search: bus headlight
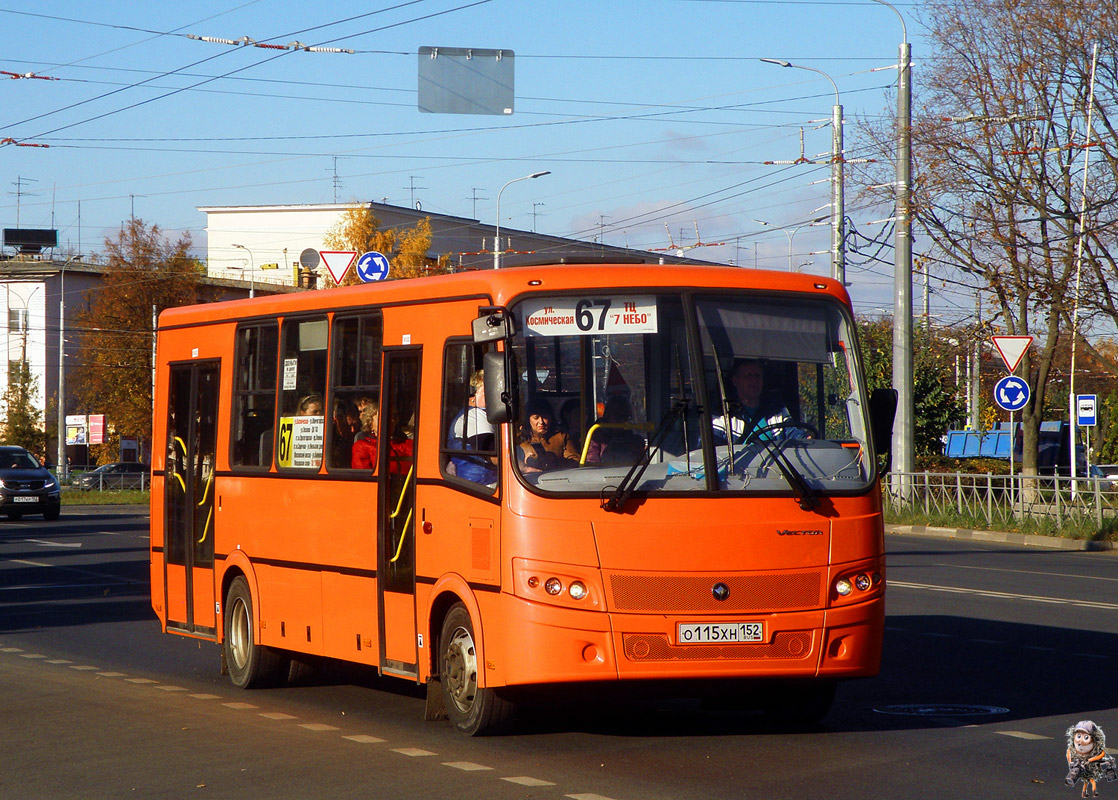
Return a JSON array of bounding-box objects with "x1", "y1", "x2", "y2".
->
[
  {"x1": 835, "y1": 578, "x2": 853, "y2": 596},
  {"x1": 513, "y1": 558, "x2": 603, "y2": 610}
]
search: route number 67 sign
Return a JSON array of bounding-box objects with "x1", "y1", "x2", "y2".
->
[{"x1": 521, "y1": 295, "x2": 658, "y2": 337}]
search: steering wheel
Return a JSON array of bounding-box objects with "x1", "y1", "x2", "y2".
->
[{"x1": 743, "y1": 420, "x2": 819, "y2": 446}]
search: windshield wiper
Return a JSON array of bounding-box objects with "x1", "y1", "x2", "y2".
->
[
  {"x1": 746, "y1": 427, "x2": 819, "y2": 511},
  {"x1": 601, "y1": 398, "x2": 689, "y2": 513}
]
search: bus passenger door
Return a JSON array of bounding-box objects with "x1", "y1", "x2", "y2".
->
[
  {"x1": 163, "y1": 361, "x2": 220, "y2": 637},
  {"x1": 378, "y1": 349, "x2": 420, "y2": 678}
]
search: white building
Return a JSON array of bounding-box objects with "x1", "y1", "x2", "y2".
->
[{"x1": 199, "y1": 202, "x2": 707, "y2": 286}]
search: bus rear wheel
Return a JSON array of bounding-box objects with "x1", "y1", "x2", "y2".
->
[
  {"x1": 223, "y1": 576, "x2": 285, "y2": 689},
  {"x1": 439, "y1": 603, "x2": 514, "y2": 735}
]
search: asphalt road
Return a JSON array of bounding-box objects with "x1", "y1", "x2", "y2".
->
[{"x1": 1, "y1": 507, "x2": 1115, "y2": 799}]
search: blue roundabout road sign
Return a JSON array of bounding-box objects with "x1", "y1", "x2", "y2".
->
[{"x1": 994, "y1": 375, "x2": 1030, "y2": 412}]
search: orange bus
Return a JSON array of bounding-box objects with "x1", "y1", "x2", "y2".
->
[{"x1": 150, "y1": 263, "x2": 896, "y2": 734}]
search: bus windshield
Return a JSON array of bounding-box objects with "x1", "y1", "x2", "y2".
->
[{"x1": 509, "y1": 291, "x2": 872, "y2": 497}]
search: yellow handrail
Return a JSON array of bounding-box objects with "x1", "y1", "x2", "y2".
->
[
  {"x1": 389, "y1": 508, "x2": 413, "y2": 563},
  {"x1": 579, "y1": 422, "x2": 654, "y2": 465},
  {"x1": 389, "y1": 465, "x2": 414, "y2": 519}
]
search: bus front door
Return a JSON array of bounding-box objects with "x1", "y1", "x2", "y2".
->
[
  {"x1": 163, "y1": 361, "x2": 220, "y2": 637},
  {"x1": 378, "y1": 349, "x2": 420, "y2": 679}
]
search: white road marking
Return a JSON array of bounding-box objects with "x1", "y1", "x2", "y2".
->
[
  {"x1": 890, "y1": 580, "x2": 1118, "y2": 610},
  {"x1": 932, "y1": 562, "x2": 1118, "y2": 583},
  {"x1": 125, "y1": 678, "x2": 157, "y2": 684},
  {"x1": 343, "y1": 735, "x2": 386, "y2": 744},
  {"x1": 69, "y1": 665, "x2": 99, "y2": 671},
  {"x1": 96, "y1": 672, "x2": 126, "y2": 677},
  {"x1": 22, "y1": 539, "x2": 82, "y2": 548},
  {"x1": 504, "y1": 777, "x2": 558, "y2": 787},
  {"x1": 444, "y1": 762, "x2": 493, "y2": 771},
  {"x1": 260, "y1": 712, "x2": 298, "y2": 720},
  {"x1": 997, "y1": 731, "x2": 1052, "y2": 740},
  {"x1": 155, "y1": 685, "x2": 187, "y2": 692},
  {"x1": 299, "y1": 723, "x2": 340, "y2": 732},
  {"x1": 392, "y1": 748, "x2": 436, "y2": 757},
  {"x1": 189, "y1": 693, "x2": 220, "y2": 700},
  {"x1": 222, "y1": 702, "x2": 258, "y2": 710},
  {"x1": 9, "y1": 560, "x2": 48, "y2": 567}
]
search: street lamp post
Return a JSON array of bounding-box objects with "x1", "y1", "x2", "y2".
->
[
  {"x1": 753, "y1": 218, "x2": 824, "y2": 270},
  {"x1": 57, "y1": 254, "x2": 82, "y2": 482},
  {"x1": 231, "y1": 243, "x2": 255, "y2": 298},
  {"x1": 494, "y1": 171, "x2": 550, "y2": 269},
  {"x1": 761, "y1": 59, "x2": 845, "y2": 286}
]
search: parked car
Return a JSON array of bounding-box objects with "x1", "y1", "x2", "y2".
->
[
  {"x1": 73, "y1": 462, "x2": 149, "y2": 491},
  {"x1": 0, "y1": 445, "x2": 61, "y2": 520}
]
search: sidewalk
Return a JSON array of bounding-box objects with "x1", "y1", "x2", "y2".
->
[{"x1": 885, "y1": 523, "x2": 1117, "y2": 552}]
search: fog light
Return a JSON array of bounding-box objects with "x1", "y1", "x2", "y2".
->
[
  {"x1": 527, "y1": 576, "x2": 539, "y2": 589},
  {"x1": 544, "y1": 577, "x2": 563, "y2": 596},
  {"x1": 835, "y1": 578, "x2": 853, "y2": 596},
  {"x1": 568, "y1": 581, "x2": 587, "y2": 600},
  {"x1": 854, "y1": 573, "x2": 872, "y2": 591}
]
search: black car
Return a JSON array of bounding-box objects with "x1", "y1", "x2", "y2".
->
[
  {"x1": 0, "y1": 446, "x2": 61, "y2": 521},
  {"x1": 73, "y1": 462, "x2": 149, "y2": 491}
]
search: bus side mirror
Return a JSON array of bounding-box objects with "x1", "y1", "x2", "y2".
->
[
  {"x1": 869, "y1": 388, "x2": 898, "y2": 471},
  {"x1": 472, "y1": 306, "x2": 514, "y2": 343},
  {"x1": 483, "y1": 350, "x2": 514, "y2": 426}
]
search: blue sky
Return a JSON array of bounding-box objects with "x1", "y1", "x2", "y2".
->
[{"x1": 1, "y1": 0, "x2": 930, "y2": 316}]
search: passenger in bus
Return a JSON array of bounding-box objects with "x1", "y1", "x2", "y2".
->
[
  {"x1": 330, "y1": 399, "x2": 358, "y2": 468},
  {"x1": 351, "y1": 402, "x2": 379, "y2": 470},
  {"x1": 712, "y1": 359, "x2": 797, "y2": 443},
  {"x1": 559, "y1": 397, "x2": 583, "y2": 449},
  {"x1": 448, "y1": 369, "x2": 498, "y2": 485},
  {"x1": 298, "y1": 394, "x2": 325, "y2": 417},
  {"x1": 585, "y1": 395, "x2": 645, "y2": 465},
  {"x1": 517, "y1": 398, "x2": 579, "y2": 472}
]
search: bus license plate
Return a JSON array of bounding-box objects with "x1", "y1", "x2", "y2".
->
[
  {"x1": 13, "y1": 496, "x2": 37, "y2": 503},
  {"x1": 677, "y1": 621, "x2": 764, "y2": 644}
]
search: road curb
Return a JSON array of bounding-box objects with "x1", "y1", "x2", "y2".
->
[{"x1": 885, "y1": 523, "x2": 1117, "y2": 552}]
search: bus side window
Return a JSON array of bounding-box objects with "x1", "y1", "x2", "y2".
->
[
  {"x1": 328, "y1": 312, "x2": 383, "y2": 471},
  {"x1": 277, "y1": 316, "x2": 329, "y2": 470},
  {"x1": 231, "y1": 322, "x2": 278, "y2": 468},
  {"x1": 441, "y1": 341, "x2": 497, "y2": 491}
]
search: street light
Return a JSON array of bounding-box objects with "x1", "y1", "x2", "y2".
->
[
  {"x1": 231, "y1": 243, "x2": 255, "y2": 298},
  {"x1": 760, "y1": 58, "x2": 845, "y2": 286},
  {"x1": 753, "y1": 217, "x2": 826, "y2": 270},
  {"x1": 494, "y1": 171, "x2": 550, "y2": 269},
  {"x1": 57, "y1": 254, "x2": 82, "y2": 482}
]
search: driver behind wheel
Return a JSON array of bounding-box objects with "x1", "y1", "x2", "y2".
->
[{"x1": 712, "y1": 358, "x2": 803, "y2": 443}]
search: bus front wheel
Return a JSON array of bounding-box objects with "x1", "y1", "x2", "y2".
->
[
  {"x1": 223, "y1": 576, "x2": 285, "y2": 689},
  {"x1": 439, "y1": 603, "x2": 514, "y2": 735}
]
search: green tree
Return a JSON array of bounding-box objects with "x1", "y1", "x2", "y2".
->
[
  {"x1": 860, "y1": 319, "x2": 967, "y2": 460},
  {"x1": 1, "y1": 358, "x2": 46, "y2": 456},
  {"x1": 72, "y1": 218, "x2": 203, "y2": 464}
]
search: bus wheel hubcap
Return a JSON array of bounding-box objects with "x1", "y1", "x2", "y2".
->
[{"x1": 444, "y1": 626, "x2": 477, "y2": 712}]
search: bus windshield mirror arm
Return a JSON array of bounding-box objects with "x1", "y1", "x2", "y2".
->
[{"x1": 602, "y1": 397, "x2": 689, "y2": 513}]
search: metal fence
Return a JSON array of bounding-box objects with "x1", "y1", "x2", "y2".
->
[{"x1": 884, "y1": 471, "x2": 1116, "y2": 530}]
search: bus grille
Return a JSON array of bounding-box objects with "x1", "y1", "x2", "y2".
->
[
  {"x1": 622, "y1": 631, "x2": 813, "y2": 662},
  {"x1": 607, "y1": 571, "x2": 822, "y2": 613}
]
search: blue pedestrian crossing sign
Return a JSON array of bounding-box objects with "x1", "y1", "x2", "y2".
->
[
  {"x1": 356, "y1": 251, "x2": 390, "y2": 282},
  {"x1": 994, "y1": 375, "x2": 1030, "y2": 412}
]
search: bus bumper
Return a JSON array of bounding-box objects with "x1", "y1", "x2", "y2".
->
[{"x1": 494, "y1": 594, "x2": 883, "y2": 687}]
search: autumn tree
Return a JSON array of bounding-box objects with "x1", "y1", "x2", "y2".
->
[
  {"x1": 857, "y1": 0, "x2": 1118, "y2": 477},
  {"x1": 71, "y1": 219, "x2": 203, "y2": 463},
  {"x1": 322, "y1": 205, "x2": 449, "y2": 285}
]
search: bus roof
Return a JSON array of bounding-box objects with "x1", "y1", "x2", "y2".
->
[{"x1": 158, "y1": 263, "x2": 850, "y2": 329}]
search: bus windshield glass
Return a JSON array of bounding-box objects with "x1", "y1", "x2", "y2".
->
[{"x1": 509, "y1": 291, "x2": 871, "y2": 496}]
